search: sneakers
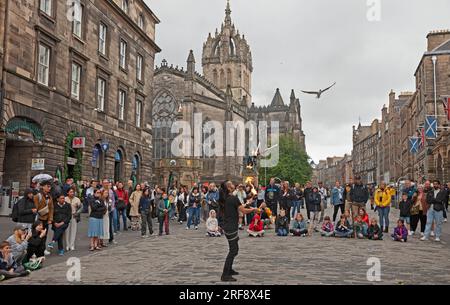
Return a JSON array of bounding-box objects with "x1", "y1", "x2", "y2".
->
[
  {"x1": 445, "y1": 219, "x2": 448, "y2": 223},
  {"x1": 230, "y1": 270, "x2": 239, "y2": 276},
  {"x1": 435, "y1": 238, "x2": 441, "y2": 242},
  {"x1": 408, "y1": 231, "x2": 413, "y2": 236},
  {"x1": 110, "y1": 240, "x2": 118, "y2": 245},
  {"x1": 47, "y1": 241, "x2": 55, "y2": 249},
  {"x1": 0, "y1": 274, "x2": 5, "y2": 281},
  {"x1": 141, "y1": 235, "x2": 147, "y2": 238},
  {"x1": 431, "y1": 231, "x2": 435, "y2": 237},
  {"x1": 221, "y1": 275, "x2": 237, "y2": 282},
  {"x1": 195, "y1": 226, "x2": 199, "y2": 230},
  {"x1": 58, "y1": 250, "x2": 64, "y2": 256},
  {"x1": 186, "y1": 227, "x2": 190, "y2": 230},
  {"x1": 44, "y1": 250, "x2": 51, "y2": 256},
  {"x1": 420, "y1": 232, "x2": 425, "y2": 237},
  {"x1": 420, "y1": 236, "x2": 428, "y2": 241}
]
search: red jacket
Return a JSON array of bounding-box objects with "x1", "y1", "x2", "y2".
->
[
  {"x1": 362, "y1": 214, "x2": 370, "y2": 226},
  {"x1": 249, "y1": 214, "x2": 263, "y2": 232},
  {"x1": 116, "y1": 189, "x2": 129, "y2": 204}
]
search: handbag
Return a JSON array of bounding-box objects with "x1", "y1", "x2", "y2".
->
[
  {"x1": 116, "y1": 199, "x2": 126, "y2": 211},
  {"x1": 74, "y1": 213, "x2": 81, "y2": 223},
  {"x1": 38, "y1": 205, "x2": 49, "y2": 216}
]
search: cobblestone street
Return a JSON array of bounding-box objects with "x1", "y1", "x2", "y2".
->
[{"x1": 2, "y1": 206, "x2": 450, "y2": 285}]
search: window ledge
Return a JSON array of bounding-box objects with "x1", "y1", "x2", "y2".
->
[
  {"x1": 73, "y1": 34, "x2": 85, "y2": 45},
  {"x1": 98, "y1": 52, "x2": 109, "y2": 61},
  {"x1": 38, "y1": 11, "x2": 56, "y2": 24}
]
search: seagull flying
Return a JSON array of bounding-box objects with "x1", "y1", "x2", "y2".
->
[{"x1": 301, "y1": 82, "x2": 336, "y2": 99}]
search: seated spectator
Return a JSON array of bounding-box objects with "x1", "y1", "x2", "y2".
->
[
  {"x1": 26, "y1": 221, "x2": 47, "y2": 261},
  {"x1": 206, "y1": 210, "x2": 221, "y2": 237},
  {"x1": 358, "y1": 207, "x2": 370, "y2": 226},
  {"x1": 392, "y1": 219, "x2": 408, "y2": 242},
  {"x1": 368, "y1": 218, "x2": 383, "y2": 240},
  {"x1": 6, "y1": 224, "x2": 31, "y2": 266},
  {"x1": 354, "y1": 215, "x2": 368, "y2": 239},
  {"x1": 290, "y1": 213, "x2": 308, "y2": 236},
  {"x1": 0, "y1": 241, "x2": 30, "y2": 281},
  {"x1": 259, "y1": 205, "x2": 272, "y2": 230},
  {"x1": 320, "y1": 216, "x2": 334, "y2": 237},
  {"x1": 334, "y1": 215, "x2": 353, "y2": 238},
  {"x1": 247, "y1": 214, "x2": 264, "y2": 237},
  {"x1": 275, "y1": 209, "x2": 289, "y2": 236}
]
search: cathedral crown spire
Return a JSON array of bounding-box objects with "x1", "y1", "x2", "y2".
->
[{"x1": 225, "y1": 0, "x2": 232, "y2": 26}]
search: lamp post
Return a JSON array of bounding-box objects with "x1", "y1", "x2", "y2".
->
[
  {"x1": 167, "y1": 159, "x2": 176, "y2": 191},
  {"x1": 432, "y1": 56, "x2": 438, "y2": 118}
]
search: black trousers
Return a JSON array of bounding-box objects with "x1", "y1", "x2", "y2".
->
[
  {"x1": 222, "y1": 230, "x2": 239, "y2": 277},
  {"x1": 306, "y1": 203, "x2": 311, "y2": 220},
  {"x1": 411, "y1": 210, "x2": 427, "y2": 233},
  {"x1": 333, "y1": 204, "x2": 345, "y2": 222}
]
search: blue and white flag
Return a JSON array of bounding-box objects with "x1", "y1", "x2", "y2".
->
[
  {"x1": 425, "y1": 116, "x2": 437, "y2": 139},
  {"x1": 409, "y1": 137, "x2": 419, "y2": 154}
]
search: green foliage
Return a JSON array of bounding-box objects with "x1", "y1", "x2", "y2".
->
[
  {"x1": 64, "y1": 131, "x2": 83, "y2": 183},
  {"x1": 260, "y1": 135, "x2": 312, "y2": 186}
]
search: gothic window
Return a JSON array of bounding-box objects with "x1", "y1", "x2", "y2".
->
[
  {"x1": 219, "y1": 70, "x2": 225, "y2": 88},
  {"x1": 213, "y1": 69, "x2": 218, "y2": 86},
  {"x1": 152, "y1": 92, "x2": 178, "y2": 160},
  {"x1": 229, "y1": 38, "x2": 235, "y2": 56},
  {"x1": 227, "y1": 69, "x2": 232, "y2": 86}
]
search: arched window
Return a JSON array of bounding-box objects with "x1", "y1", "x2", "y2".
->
[
  {"x1": 213, "y1": 69, "x2": 218, "y2": 86},
  {"x1": 229, "y1": 38, "x2": 235, "y2": 56},
  {"x1": 92, "y1": 144, "x2": 104, "y2": 181},
  {"x1": 114, "y1": 149, "x2": 124, "y2": 182},
  {"x1": 131, "y1": 154, "x2": 140, "y2": 184},
  {"x1": 152, "y1": 92, "x2": 178, "y2": 160},
  {"x1": 219, "y1": 70, "x2": 225, "y2": 88},
  {"x1": 227, "y1": 69, "x2": 232, "y2": 86}
]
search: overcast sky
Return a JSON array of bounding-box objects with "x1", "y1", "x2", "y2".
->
[{"x1": 145, "y1": 0, "x2": 450, "y2": 163}]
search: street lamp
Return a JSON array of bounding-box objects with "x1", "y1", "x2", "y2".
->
[
  {"x1": 167, "y1": 159, "x2": 177, "y2": 191},
  {"x1": 431, "y1": 55, "x2": 438, "y2": 118}
]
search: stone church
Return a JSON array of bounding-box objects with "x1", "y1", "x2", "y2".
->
[{"x1": 152, "y1": 1, "x2": 305, "y2": 186}]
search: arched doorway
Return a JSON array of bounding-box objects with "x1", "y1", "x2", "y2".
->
[
  {"x1": 92, "y1": 144, "x2": 104, "y2": 181},
  {"x1": 4, "y1": 117, "x2": 44, "y2": 192},
  {"x1": 114, "y1": 149, "x2": 124, "y2": 183},
  {"x1": 64, "y1": 131, "x2": 83, "y2": 183}
]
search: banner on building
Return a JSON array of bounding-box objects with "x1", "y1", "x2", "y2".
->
[
  {"x1": 31, "y1": 159, "x2": 45, "y2": 170},
  {"x1": 409, "y1": 137, "x2": 419, "y2": 154},
  {"x1": 72, "y1": 137, "x2": 86, "y2": 148},
  {"x1": 444, "y1": 97, "x2": 450, "y2": 120},
  {"x1": 424, "y1": 116, "x2": 437, "y2": 139}
]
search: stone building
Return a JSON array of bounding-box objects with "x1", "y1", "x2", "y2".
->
[
  {"x1": 352, "y1": 119, "x2": 380, "y2": 185},
  {"x1": 378, "y1": 91, "x2": 413, "y2": 184},
  {"x1": 400, "y1": 30, "x2": 450, "y2": 183},
  {"x1": 0, "y1": 0, "x2": 160, "y2": 193},
  {"x1": 151, "y1": 2, "x2": 305, "y2": 186}
]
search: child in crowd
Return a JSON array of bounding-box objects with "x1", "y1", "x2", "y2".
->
[
  {"x1": 247, "y1": 214, "x2": 265, "y2": 237},
  {"x1": 290, "y1": 213, "x2": 308, "y2": 236},
  {"x1": 320, "y1": 216, "x2": 334, "y2": 237},
  {"x1": 334, "y1": 215, "x2": 353, "y2": 238},
  {"x1": 368, "y1": 218, "x2": 383, "y2": 240},
  {"x1": 392, "y1": 219, "x2": 408, "y2": 242},
  {"x1": 354, "y1": 215, "x2": 368, "y2": 239},
  {"x1": 398, "y1": 192, "x2": 413, "y2": 235},
  {"x1": 260, "y1": 206, "x2": 272, "y2": 230},
  {"x1": 275, "y1": 209, "x2": 289, "y2": 236},
  {"x1": 206, "y1": 210, "x2": 221, "y2": 237},
  {"x1": 158, "y1": 192, "x2": 170, "y2": 236},
  {"x1": 358, "y1": 207, "x2": 370, "y2": 226}
]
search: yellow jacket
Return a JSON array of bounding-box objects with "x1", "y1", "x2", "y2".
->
[{"x1": 374, "y1": 188, "x2": 391, "y2": 207}]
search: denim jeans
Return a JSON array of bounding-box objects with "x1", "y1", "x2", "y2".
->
[
  {"x1": 109, "y1": 211, "x2": 114, "y2": 242},
  {"x1": 52, "y1": 223, "x2": 69, "y2": 251},
  {"x1": 424, "y1": 208, "x2": 444, "y2": 239},
  {"x1": 377, "y1": 206, "x2": 390, "y2": 229},
  {"x1": 291, "y1": 200, "x2": 300, "y2": 218},
  {"x1": 169, "y1": 202, "x2": 176, "y2": 219},
  {"x1": 112, "y1": 209, "x2": 118, "y2": 233},
  {"x1": 117, "y1": 208, "x2": 127, "y2": 231},
  {"x1": 141, "y1": 209, "x2": 153, "y2": 236},
  {"x1": 277, "y1": 228, "x2": 288, "y2": 236},
  {"x1": 194, "y1": 206, "x2": 201, "y2": 226},
  {"x1": 187, "y1": 207, "x2": 195, "y2": 228}
]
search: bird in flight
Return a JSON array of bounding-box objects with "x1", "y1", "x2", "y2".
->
[{"x1": 301, "y1": 82, "x2": 336, "y2": 99}]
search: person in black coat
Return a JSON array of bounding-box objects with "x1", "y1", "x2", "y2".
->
[
  {"x1": 17, "y1": 189, "x2": 37, "y2": 226},
  {"x1": 48, "y1": 195, "x2": 72, "y2": 254},
  {"x1": 303, "y1": 182, "x2": 313, "y2": 221},
  {"x1": 26, "y1": 221, "x2": 47, "y2": 261},
  {"x1": 308, "y1": 187, "x2": 322, "y2": 232}
]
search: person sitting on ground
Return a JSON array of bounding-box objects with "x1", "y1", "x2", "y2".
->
[
  {"x1": 275, "y1": 209, "x2": 289, "y2": 236},
  {"x1": 398, "y1": 192, "x2": 413, "y2": 236},
  {"x1": 290, "y1": 213, "x2": 308, "y2": 236},
  {"x1": 392, "y1": 219, "x2": 408, "y2": 242},
  {"x1": 320, "y1": 216, "x2": 335, "y2": 237},
  {"x1": 6, "y1": 225, "x2": 31, "y2": 266},
  {"x1": 353, "y1": 215, "x2": 368, "y2": 239},
  {"x1": 206, "y1": 210, "x2": 221, "y2": 237},
  {"x1": 334, "y1": 215, "x2": 354, "y2": 238},
  {"x1": 247, "y1": 214, "x2": 264, "y2": 237},
  {"x1": 367, "y1": 218, "x2": 383, "y2": 240},
  {"x1": 358, "y1": 207, "x2": 370, "y2": 226},
  {"x1": 0, "y1": 241, "x2": 30, "y2": 281},
  {"x1": 26, "y1": 221, "x2": 47, "y2": 262},
  {"x1": 259, "y1": 204, "x2": 272, "y2": 230}
]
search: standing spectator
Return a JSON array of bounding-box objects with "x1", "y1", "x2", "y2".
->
[
  {"x1": 62, "y1": 178, "x2": 74, "y2": 197},
  {"x1": 34, "y1": 180, "x2": 54, "y2": 231},
  {"x1": 410, "y1": 188, "x2": 427, "y2": 237},
  {"x1": 398, "y1": 192, "x2": 413, "y2": 235},
  {"x1": 6, "y1": 225, "x2": 31, "y2": 265},
  {"x1": 303, "y1": 181, "x2": 313, "y2": 222},
  {"x1": 88, "y1": 189, "x2": 105, "y2": 251},
  {"x1": 403, "y1": 180, "x2": 417, "y2": 201},
  {"x1": 115, "y1": 182, "x2": 129, "y2": 231},
  {"x1": 374, "y1": 182, "x2": 391, "y2": 233},
  {"x1": 291, "y1": 183, "x2": 303, "y2": 218},
  {"x1": 280, "y1": 181, "x2": 294, "y2": 222},
  {"x1": 51, "y1": 178, "x2": 63, "y2": 202},
  {"x1": 206, "y1": 183, "x2": 220, "y2": 214},
  {"x1": 421, "y1": 180, "x2": 446, "y2": 242},
  {"x1": 187, "y1": 187, "x2": 201, "y2": 230},
  {"x1": 317, "y1": 182, "x2": 328, "y2": 222},
  {"x1": 16, "y1": 189, "x2": 37, "y2": 230},
  {"x1": 99, "y1": 189, "x2": 112, "y2": 247},
  {"x1": 139, "y1": 188, "x2": 153, "y2": 237},
  {"x1": 158, "y1": 192, "x2": 170, "y2": 236},
  {"x1": 369, "y1": 185, "x2": 375, "y2": 210},
  {"x1": 26, "y1": 221, "x2": 47, "y2": 261},
  {"x1": 64, "y1": 188, "x2": 82, "y2": 251},
  {"x1": 127, "y1": 179, "x2": 134, "y2": 196},
  {"x1": 200, "y1": 186, "x2": 209, "y2": 222},
  {"x1": 349, "y1": 176, "x2": 369, "y2": 223},
  {"x1": 342, "y1": 179, "x2": 353, "y2": 213},
  {"x1": 177, "y1": 186, "x2": 188, "y2": 224},
  {"x1": 443, "y1": 182, "x2": 449, "y2": 222},
  {"x1": 47, "y1": 195, "x2": 71, "y2": 256},
  {"x1": 331, "y1": 181, "x2": 344, "y2": 222},
  {"x1": 265, "y1": 178, "x2": 280, "y2": 219},
  {"x1": 308, "y1": 187, "x2": 322, "y2": 233},
  {"x1": 129, "y1": 184, "x2": 143, "y2": 231},
  {"x1": 84, "y1": 180, "x2": 98, "y2": 213}
]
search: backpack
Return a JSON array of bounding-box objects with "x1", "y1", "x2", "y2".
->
[{"x1": 11, "y1": 201, "x2": 19, "y2": 222}]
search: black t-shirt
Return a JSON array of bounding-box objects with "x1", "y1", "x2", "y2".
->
[{"x1": 223, "y1": 195, "x2": 241, "y2": 232}]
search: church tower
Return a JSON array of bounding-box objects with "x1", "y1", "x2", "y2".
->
[{"x1": 202, "y1": 0, "x2": 253, "y2": 107}]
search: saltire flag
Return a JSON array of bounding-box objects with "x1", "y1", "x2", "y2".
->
[
  {"x1": 425, "y1": 116, "x2": 437, "y2": 139},
  {"x1": 409, "y1": 137, "x2": 419, "y2": 154}
]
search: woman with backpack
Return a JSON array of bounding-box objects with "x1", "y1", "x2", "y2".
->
[{"x1": 14, "y1": 189, "x2": 37, "y2": 230}]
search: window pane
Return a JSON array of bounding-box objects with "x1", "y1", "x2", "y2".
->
[
  {"x1": 137, "y1": 55, "x2": 142, "y2": 81},
  {"x1": 99, "y1": 23, "x2": 106, "y2": 54},
  {"x1": 40, "y1": 0, "x2": 52, "y2": 15},
  {"x1": 38, "y1": 44, "x2": 50, "y2": 86},
  {"x1": 136, "y1": 100, "x2": 141, "y2": 127},
  {"x1": 119, "y1": 90, "x2": 125, "y2": 120},
  {"x1": 97, "y1": 78, "x2": 105, "y2": 111},
  {"x1": 71, "y1": 63, "x2": 81, "y2": 99},
  {"x1": 120, "y1": 41, "x2": 127, "y2": 69},
  {"x1": 73, "y1": 5, "x2": 83, "y2": 37},
  {"x1": 138, "y1": 15, "x2": 144, "y2": 29}
]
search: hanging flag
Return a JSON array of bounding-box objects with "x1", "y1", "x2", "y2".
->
[
  {"x1": 425, "y1": 116, "x2": 437, "y2": 139},
  {"x1": 409, "y1": 137, "x2": 419, "y2": 154},
  {"x1": 444, "y1": 97, "x2": 450, "y2": 120},
  {"x1": 420, "y1": 128, "x2": 425, "y2": 148}
]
